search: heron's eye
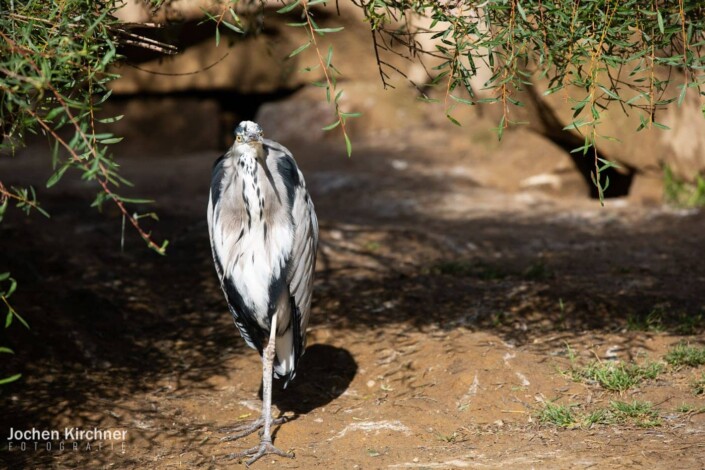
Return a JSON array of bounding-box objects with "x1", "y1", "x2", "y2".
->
[{"x1": 236, "y1": 135, "x2": 243, "y2": 143}]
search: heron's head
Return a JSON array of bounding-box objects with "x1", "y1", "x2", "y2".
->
[{"x1": 232, "y1": 120, "x2": 265, "y2": 160}]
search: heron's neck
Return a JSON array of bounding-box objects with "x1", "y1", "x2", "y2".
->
[{"x1": 235, "y1": 146, "x2": 261, "y2": 176}]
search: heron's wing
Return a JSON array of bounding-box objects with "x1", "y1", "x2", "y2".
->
[
  {"x1": 287, "y1": 168, "x2": 318, "y2": 341},
  {"x1": 207, "y1": 154, "x2": 266, "y2": 353},
  {"x1": 208, "y1": 155, "x2": 226, "y2": 278},
  {"x1": 267, "y1": 142, "x2": 319, "y2": 346}
]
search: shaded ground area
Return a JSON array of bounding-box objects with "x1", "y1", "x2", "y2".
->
[{"x1": 1, "y1": 137, "x2": 705, "y2": 469}]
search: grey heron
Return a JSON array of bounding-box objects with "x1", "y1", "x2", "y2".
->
[{"x1": 207, "y1": 120, "x2": 318, "y2": 464}]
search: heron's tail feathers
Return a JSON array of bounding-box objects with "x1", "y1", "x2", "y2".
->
[{"x1": 273, "y1": 297, "x2": 305, "y2": 388}]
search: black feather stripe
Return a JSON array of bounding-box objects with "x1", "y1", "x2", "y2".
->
[
  {"x1": 210, "y1": 155, "x2": 226, "y2": 207},
  {"x1": 276, "y1": 155, "x2": 300, "y2": 208},
  {"x1": 283, "y1": 295, "x2": 305, "y2": 388},
  {"x1": 223, "y1": 277, "x2": 265, "y2": 354}
]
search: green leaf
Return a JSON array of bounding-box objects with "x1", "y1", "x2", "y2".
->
[
  {"x1": 98, "y1": 137, "x2": 123, "y2": 145},
  {"x1": 0, "y1": 374, "x2": 22, "y2": 385},
  {"x1": 44, "y1": 106, "x2": 65, "y2": 122},
  {"x1": 344, "y1": 132, "x2": 352, "y2": 157},
  {"x1": 0, "y1": 347, "x2": 14, "y2": 354},
  {"x1": 115, "y1": 196, "x2": 155, "y2": 204},
  {"x1": 0, "y1": 273, "x2": 10, "y2": 282},
  {"x1": 221, "y1": 21, "x2": 244, "y2": 34},
  {"x1": 598, "y1": 85, "x2": 620, "y2": 100},
  {"x1": 215, "y1": 26, "x2": 221, "y2": 46},
  {"x1": 563, "y1": 119, "x2": 590, "y2": 130},
  {"x1": 657, "y1": 10, "x2": 665, "y2": 35},
  {"x1": 277, "y1": 0, "x2": 301, "y2": 14},
  {"x1": 446, "y1": 114, "x2": 461, "y2": 126},
  {"x1": 322, "y1": 120, "x2": 340, "y2": 131},
  {"x1": 449, "y1": 94, "x2": 474, "y2": 105},
  {"x1": 314, "y1": 27, "x2": 345, "y2": 34},
  {"x1": 6, "y1": 278, "x2": 17, "y2": 298},
  {"x1": 652, "y1": 121, "x2": 670, "y2": 130},
  {"x1": 46, "y1": 164, "x2": 70, "y2": 188},
  {"x1": 326, "y1": 45, "x2": 333, "y2": 68},
  {"x1": 288, "y1": 42, "x2": 311, "y2": 58},
  {"x1": 677, "y1": 84, "x2": 687, "y2": 106},
  {"x1": 97, "y1": 115, "x2": 124, "y2": 124},
  {"x1": 96, "y1": 90, "x2": 113, "y2": 105}
]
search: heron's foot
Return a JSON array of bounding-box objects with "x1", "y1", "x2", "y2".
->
[
  {"x1": 220, "y1": 416, "x2": 288, "y2": 442},
  {"x1": 224, "y1": 439, "x2": 294, "y2": 466}
]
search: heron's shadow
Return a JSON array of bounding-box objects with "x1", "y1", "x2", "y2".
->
[{"x1": 261, "y1": 344, "x2": 357, "y2": 416}]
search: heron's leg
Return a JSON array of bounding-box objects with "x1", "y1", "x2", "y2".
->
[{"x1": 225, "y1": 313, "x2": 294, "y2": 465}]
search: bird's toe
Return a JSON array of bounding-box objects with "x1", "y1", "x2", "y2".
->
[
  {"x1": 219, "y1": 418, "x2": 265, "y2": 442},
  {"x1": 225, "y1": 440, "x2": 294, "y2": 466}
]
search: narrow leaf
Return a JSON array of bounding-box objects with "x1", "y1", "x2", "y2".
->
[
  {"x1": 322, "y1": 120, "x2": 340, "y2": 131},
  {"x1": 288, "y1": 41, "x2": 311, "y2": 58},
  {"x1": 46, "y1": 164, "x2": 70, "y2": 188},
  {"x1": 344, "y1": 132, "x2": 352, "y2": 157},
  {"x1": 0, "y1": 374, "x2": 22, "y2": 385},
  {"x1": 657, "y1": 10, "x2": 665, "y2": 35},
  {"x1": 277, "y1": 0, "x2": 301, "y2": 14}
]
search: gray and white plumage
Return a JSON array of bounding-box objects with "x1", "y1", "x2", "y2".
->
[
  {"x1": 208, "y1": 120, "x2": 318, "y2": 386},
  {"x1": 207, "y1": 121, "x2": 318, "y2": 463}
]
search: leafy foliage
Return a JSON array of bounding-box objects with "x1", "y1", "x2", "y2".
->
[
  {"x1": 0, "y1": 272, "x2": 28, "y2": 385},
  {"x1": 1, "y1": 0, "x2": 169, "y2": 385},
  {"x1": 1, "y1": 0, "x2": 167, "y2": 254},
  {"x1": 355, "y1": 0, "x2": 705, "y2": 202}
]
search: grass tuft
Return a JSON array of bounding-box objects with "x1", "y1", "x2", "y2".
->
[
  {"x1": 539, "y1": 401, "x2": 661, "y2": 429},
  {"x1": 664, "y1": 342, "x2": 705, "y2": 368},
  {"x1": 610, "y1": 400, "x2": 661, "y2": 427},
  {"x1": 538, "y1": 402, "x2": 577, "y2": 428},
  {"x1": 569, "y1": 360, "x2": 663, "y2": 392}
]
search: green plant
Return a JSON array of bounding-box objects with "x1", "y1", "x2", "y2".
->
[
  {"x1": 665, "y1": 342, "x2": 705, "y2": 368},
  {"x1": 583, "y1": 408, "x2": 613, "y2": 427},
  {"x1": 356, "y1": 0, "x2": 705, "y2": 202},
  {"x1": 674, "y1": 403, "x2": 705, "y2": 413},
  {"x1": 627, "y1": 309, "x2": 665, "y2": 332},
  {"x1": 610, "y1": 400, "x2": 661, "y2": 427},
  {"x1": 0, "y1": 272, "x2": 29, "y2": 385},
  {"x1": 569, "y1": 360, "x2": 663, "y2": 392},
  {"x1": 538, "y1": 401, "x2": 577, "y2": 428},
  {"x1": 1, "y1": 0, "x2": 172, "y2": 385},
  {"x1": 1, "y1": 2, "x2": 169, "y2": 252},
  {"x1": 540, "y1": 401, "x2": 662, "y2": 429},
  {"x1": 627, "y1": 308, "x2": 703, "y2": 334},
  {"x1": 663, "y1": 165, "x2": 705, "y2": 208}
]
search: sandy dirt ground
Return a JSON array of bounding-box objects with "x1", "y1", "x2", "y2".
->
[{"x1": 2, "y1": 135, "x2": 705, "y2": 469}]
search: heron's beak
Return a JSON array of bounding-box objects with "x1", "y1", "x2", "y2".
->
[
  {"x1": 245, "y1": 136, "x2": 265, "y2": 161},
  {"x1": 245, "y1": 136, "x2": 261, "y2": 143}
]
